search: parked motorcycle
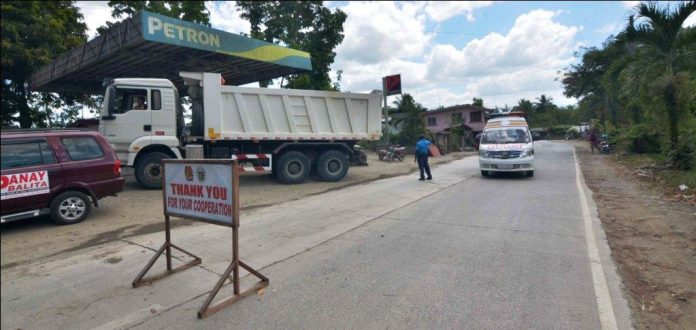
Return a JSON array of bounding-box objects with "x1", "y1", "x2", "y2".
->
[
  {"x1": 599, "y1": 140, "x2": 613, "y2": 154},
  {"x1": 378, "y1": 145, "x2": 406, "y2": 161}
]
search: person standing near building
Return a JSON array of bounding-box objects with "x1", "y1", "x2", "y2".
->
[{"x1": 414, "y1": 135, "x2": 433, "y2": 181}]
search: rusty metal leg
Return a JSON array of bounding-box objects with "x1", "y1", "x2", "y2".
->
[
  {"x1": 165, "y1": 215, "x2": 172, "y2": 271},
  {"x1": 233, "y1": 226, "x2": 240, "y2": 295},
  {"x1": 132, "y1": 242, "x2": 202, "y2": 288},
  {"x1": 132, "y1": 242, "x2": 167, "y2": 288}
]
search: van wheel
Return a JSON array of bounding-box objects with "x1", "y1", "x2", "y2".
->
[
  {"x1": 481, "y1": 170, "x2": 489, "y2": 177},
  {"x1": 136, "y1": 152, "x2": 170, "y2": 189},
  {"x1": 526, "y1": 170, "x2": 534, "y2": 177},
  {"x1": 50, "y1": 191, "x2": 92, "y2": 225},
  {"x1": 275, "y1": 151, "x2": 311, "y2": 184},
  {"x1": 316, "y1": 150, "x2": 349, "y2": 182}
]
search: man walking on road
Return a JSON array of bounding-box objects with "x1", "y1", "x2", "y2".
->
[{"x1": 415, "y1": 135, "x2": 433, "y2": 181}]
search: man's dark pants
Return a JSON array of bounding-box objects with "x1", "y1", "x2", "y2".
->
[{"x1": 417, "y1": 154, "x2": 432, "y2": 179}]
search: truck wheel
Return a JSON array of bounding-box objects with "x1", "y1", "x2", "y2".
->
[
  {"x1": 276, "y1": 151, "x2": 311, "y2": 184},
  {"x1": 481, "y1": 170, "x2": 489, "y2": 177},
  {"x1": 50, "y1": 191, "x2": 92, "y2": 225},
  {"x1": 135, "y1": 152, "x2": 170, "y2": 189},
  {"x1": 526, "y1": 170, "x2": 534, "y2": 177},
  {"x1": 316, "y1": 150, "x2": 349, "y2": 182}
]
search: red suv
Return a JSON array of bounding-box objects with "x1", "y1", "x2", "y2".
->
[{"x1": 1, "y1": 129, "x2": 124, "y2": 225}]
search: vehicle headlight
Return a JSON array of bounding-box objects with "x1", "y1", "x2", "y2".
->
[
  {"x1": 520, "y1": 149, "x2": 534, "y2": 157},
  {"x1": 479, "y1": 150, "x2": 489, "y2": 158}
]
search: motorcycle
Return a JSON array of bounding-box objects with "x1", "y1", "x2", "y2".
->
[
  {"x1": 599, "y1": 140, "x2": 613, "y2": 154},
  {"x1": 378, "y1": 145, "x2": 406, "y2": 161}
]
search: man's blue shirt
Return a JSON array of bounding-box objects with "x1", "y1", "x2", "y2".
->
[{"x1": 416, "y1": 138, "x2": 431, "y2": 156}]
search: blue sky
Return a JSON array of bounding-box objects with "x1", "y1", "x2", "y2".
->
[{"x1": 76, "y1": 1, "x2": 695, "y2": 110}]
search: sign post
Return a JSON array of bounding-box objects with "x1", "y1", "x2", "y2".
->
[
  {"x1": 382, "y1": 74, "x2": 402, "y2": 146},
  {"x1": 132, "y1": 159, "x2": 268, "y2": 319}
]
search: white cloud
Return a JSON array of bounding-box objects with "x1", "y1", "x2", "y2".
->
[
  {"x1": 622, "y1": 1, "x2": 641, "y2": 9},
  {"x1": 76, "y1": 1, "x2": 112, "y2": 39},
  {"x1": 335, "y1": 2, "x2": 433, "y2": 64},
  {"x1": 206, "y1": 2, "x2": 250, "y2": 34},
  {"x1": 426, "y1": 10, "x2": 578, "y2": 79},
  {"x1": 593, "y1": 23, "x2": 620, "y2": 35},
  {"x1": 423, "y1": 1, "x2": 493, "y2": 23}
]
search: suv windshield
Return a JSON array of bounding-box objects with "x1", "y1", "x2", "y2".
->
[{"x1": 481, "y1": 129, "x2": 530, "y2": 144}]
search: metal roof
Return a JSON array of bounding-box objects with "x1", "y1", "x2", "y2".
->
[{"x1": 29, "y1": 11, "x2": 312, "y2": 94}]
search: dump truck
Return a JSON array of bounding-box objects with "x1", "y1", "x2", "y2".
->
[{"x1": 98, "y1": 72, "x2": 382, "y2": 188}]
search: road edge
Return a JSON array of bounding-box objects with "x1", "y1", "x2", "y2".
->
[{"x1": 573, "y1": 149, "x2": 634, "y2": 330}]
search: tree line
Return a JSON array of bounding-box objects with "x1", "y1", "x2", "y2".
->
[{"x1": 562, "y1": 2, "x2": 695, "y2": 169}]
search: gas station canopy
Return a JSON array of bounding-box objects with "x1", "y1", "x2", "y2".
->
[{"x1": 29, "y1": 11, "x2": 312, "y2": 94}]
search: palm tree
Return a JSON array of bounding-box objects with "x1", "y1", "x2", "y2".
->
[
  {"x1": 625, "y1": 1, "x2": 696, "y2": 150},
  {"x1": 535, "y1": 95, "x2": 556, "y2": 113}
]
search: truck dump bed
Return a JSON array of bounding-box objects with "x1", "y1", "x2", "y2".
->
[{"x1": 188, "y1": 73, "x2": 382, "y2": 141}]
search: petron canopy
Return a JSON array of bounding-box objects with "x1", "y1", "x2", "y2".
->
[{"x1": 29, "y1": 10, "x2": 312, "y2": 94}]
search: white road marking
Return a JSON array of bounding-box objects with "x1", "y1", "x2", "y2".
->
[{"x1": 573, "y1": 149, "x2": 619, "y2": 330}]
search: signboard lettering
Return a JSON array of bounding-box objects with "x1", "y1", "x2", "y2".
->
[
  {"x1": 1, "y1": 171, "x2": 50, "y2": 200},
  {"x1": 141, "y1": 10, "x2": 311, "y2": 71},
  {"x1": 164, "y1": 163, "x2": 233, "y2": 225},
  {"x1": 147, "y1": 16, "x2": 221, "y2": 48}
]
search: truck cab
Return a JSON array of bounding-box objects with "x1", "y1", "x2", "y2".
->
[{"x1": 99, "y1": 78, "x2": 184, "y2": 188}]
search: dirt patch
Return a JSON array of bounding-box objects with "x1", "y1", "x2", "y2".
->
[
  {"x1": 570, "y1": 141, "x2": 696, "y2": 329},
  {"x1": 0, "y1": 151, "x2": 474, "y2": 268}
]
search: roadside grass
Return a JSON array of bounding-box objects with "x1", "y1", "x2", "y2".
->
[{"x1": 614, "y1": 152, "x2": 696, "y2": 194}]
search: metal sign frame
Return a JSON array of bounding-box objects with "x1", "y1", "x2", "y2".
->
[{"x1": 132, "y1": 159, "x2": 269, "y2": 319}]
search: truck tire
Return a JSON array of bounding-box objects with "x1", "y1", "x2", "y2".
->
[
  {"x1": 316, "y1": 150, "x2": 349, "y2": 182},
  {"x1": 50, "y1": 190, "x2": 92, "y2": 225},
  {"x1": 275, "y1": 151, "x2": 311, "y2": 184},
  {"x1": 481, "y1": 170, "x2": 489, "y2": 177},
  {"x1": 526, "y1": 170, "x2": 534, "y2": 177},
  {"x1": 135, "y1": 152, "x2": 170, "y2": 189}
]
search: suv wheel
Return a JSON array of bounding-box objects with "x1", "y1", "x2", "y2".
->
[
  {"x1": 50, "y1": 191, "x2": 92, "y2": 225},
  {"x1": 136, "y1": 152, "x2": 170, "y2": 189},
  {"x1": 275, "y1": 151, "x2": 311, "y2": 184},
  {"x1": 316, "y1": 150, "x2": 349, "y2": 182}
]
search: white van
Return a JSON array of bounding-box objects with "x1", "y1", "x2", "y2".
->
[{"x1": 478, "y1": 116, "x2": 534, "y2": 177}]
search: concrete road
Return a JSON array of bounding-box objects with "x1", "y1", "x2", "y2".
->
[{"x1": 0, "y1": 141, "x2": 631, "y2": 329}]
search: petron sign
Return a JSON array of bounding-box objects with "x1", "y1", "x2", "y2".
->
[
  {"x1": 142, "y1": 10, "x2": 312, "y2": 71},
  {"x1": 133, "y1": 159, "x2": 268, "y2": 319}
]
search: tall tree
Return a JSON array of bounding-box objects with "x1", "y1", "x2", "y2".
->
[
  {"x1": 472, "y1": 97, "x2": 484, "y2": 107},
  {"x1": 1, "y1": 1, "x2": 87, "y2": 128},
  {"x1": 393, "y1": 94, "x2": 427, "y2": 146},
  {"x1": 514, "y1": 98, "x2": 534, "y2": 114},
  {"x1": 98, "y1": 1, "x2": 210, "y2": 34},
  {"x1": 624, "y1": 1, "x2": 696, "y2": 150},
  {"x1": 237, "y1": 1, "x2": 346, "y2": 91},
  {"x1": 534, "y1": 95, "x2": 556, "y2": 113}
]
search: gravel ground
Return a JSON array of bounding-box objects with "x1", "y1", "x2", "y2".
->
[
  {"x1": 571, "y1": 140, "x2": 696, "y2": 329},
  {"x1": 0, "y1": 151, "x2": 474, "y2": 268}
]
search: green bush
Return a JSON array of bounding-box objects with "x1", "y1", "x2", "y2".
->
[
  {"x1": 668, "y1": 131, "x2": 696, "y2": 170},
  {"x1": 548, "y1": 125, "x2": 572, "y2": 136},
  {"x1": 565, "y1": 127, "x2": 580, "y2": 139},
  {"x1": 621, "y1": 124, "x2": 661, "y2": 154}
]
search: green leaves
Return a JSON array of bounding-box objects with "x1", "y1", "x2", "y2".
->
[
  {"x1": 1, "y1": 1, "x2": 88, "y2": 128},
  {"x1": 237, "y1": 1, "x2": 346, "y2": 91}
]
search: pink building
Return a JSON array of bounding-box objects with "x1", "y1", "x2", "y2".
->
[{"x1": 422, "y1": 104, "x2": 489, "y2": 151}]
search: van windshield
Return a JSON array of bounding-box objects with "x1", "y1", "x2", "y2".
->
[{"x1": 481, "y1": 129, "x2": 530, "y2": 144}]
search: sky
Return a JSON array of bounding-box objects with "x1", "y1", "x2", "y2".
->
[{"x1": 76, "y1": 1, "x2": 696, "y2": 110}]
